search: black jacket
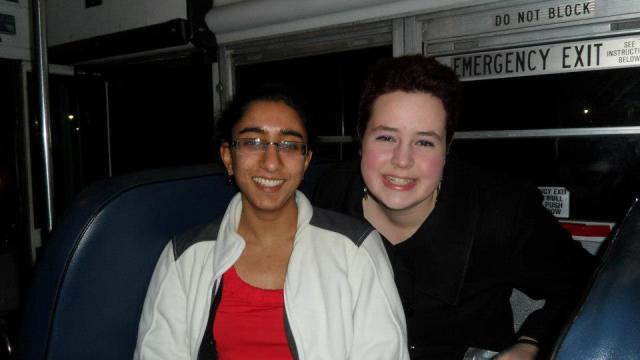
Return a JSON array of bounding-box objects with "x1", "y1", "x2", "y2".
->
[{"x1": 313, "y1": 158, "x2": 595, "y2": 359}]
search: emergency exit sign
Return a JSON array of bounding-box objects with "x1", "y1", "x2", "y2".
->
[
  {"x1": 539, "y1": 186, "x2": 570, "y2": 218},
  {"x1": 439, "y1": 36, "x2": 640, "y2": 80}
]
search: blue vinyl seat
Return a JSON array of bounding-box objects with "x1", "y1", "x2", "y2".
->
[
  {"x1": 17, "y1": 162, "x2": 331, "y2": 360},
  {"x1": 551, "y1": 199, "x2": 640, "y2": 360}
]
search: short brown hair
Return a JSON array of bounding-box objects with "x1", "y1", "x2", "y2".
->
[{"x1": 358, "y1": 55, "x2": 461, "y2": 145}]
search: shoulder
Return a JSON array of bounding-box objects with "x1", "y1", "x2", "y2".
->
[
  {"x1": 310, "y1": 206, "x2": 374, "y2": 247},
  {"x1": 172, "y1": 219, "x2": 221, "y2": 260}
]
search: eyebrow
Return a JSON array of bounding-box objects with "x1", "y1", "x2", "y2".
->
[
  {"x1": 238, "y1": 127, "x2": 266, "y2": 135},
  {"x1": 371, "y1": 125, "x2": 443, "y2": 140},
  {"x1": 237, "y1": 127, "x2": 305, "y2": 140},
  {"x1": 416, "y1": 131, "x2": 442, "y2": 141},
  {"x1": 280, "y1": 129, "x2": 304, "y2": 140}
]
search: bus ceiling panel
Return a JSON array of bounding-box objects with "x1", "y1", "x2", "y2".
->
[
  {"x1": 207, "y1": 0, "x2": 502, "y2": 45},
  {"x1": 46, "y1": 0, "x2": 215, "y2": 65},
  {"x1": 0, "y1": 1, "x2": 29, "y2": 60},
  {"x1": 228, "y1": 21, "x2": 393, "y2": 66},
  {"x1": 47, "y1": 0, "x2": 188, "y2": 46},
  {"x1": 422, "y1": 0, "x2": 639, "y2": 43}
]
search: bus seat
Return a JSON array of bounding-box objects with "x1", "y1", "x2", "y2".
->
[
  {"x1": 551, "y1": 199, "x2": 640, "y2": 359},
  {"x1": 17, "y1": 162, "x2": 331, "y2": 360}
]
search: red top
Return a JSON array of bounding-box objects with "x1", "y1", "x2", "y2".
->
[{"x1": 213, "y1": 267, "x2": 293, "y2": 360}]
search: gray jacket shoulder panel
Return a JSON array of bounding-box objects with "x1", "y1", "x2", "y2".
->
[
  {"x1": 172, "y1": 219, "x2": 221, "y2": 260},
  {"x1": 310, "y1": 206, "x2": 374, "y2": 247}
]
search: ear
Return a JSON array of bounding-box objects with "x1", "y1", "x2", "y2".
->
[
  {"x1": 303, "y1": 150, "x2": 313, "y2": 172},
  {"x1": 220, "y1": 143, "x2": 234, "y2": 175}
]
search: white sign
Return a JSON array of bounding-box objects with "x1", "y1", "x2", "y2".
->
[
  {"x1": 491, "y1": 0, "x2": 596, "y2": 29},
  {"x1": 438, "y1": 36, "x2": 640, "y2": 80},
  {"x1": 539, "y1": 186, "x2": 570, "y2": 218}
]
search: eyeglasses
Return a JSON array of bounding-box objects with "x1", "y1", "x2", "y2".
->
[{"x1": 231, "y1": 138, "x2": 309, "y2": 155}]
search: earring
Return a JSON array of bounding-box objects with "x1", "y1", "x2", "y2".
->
[
  {"x1": 227, "y1": 174, "x2": 233, "y2": 185},
  {"x1": 363, "y1": 186, "x2": 368, "y2": 199}
]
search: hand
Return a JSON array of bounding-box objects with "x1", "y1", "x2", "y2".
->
[{"x1": 495, "y1": 342, "x2": 538, "y2": 360}]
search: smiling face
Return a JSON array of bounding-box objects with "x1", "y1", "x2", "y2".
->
[
  {"x1": 361, "y1": 91, "x2": 447, "y2": 213},
  {"x1": 220, "y1": 100, "x2": 312, "y2": 216}
]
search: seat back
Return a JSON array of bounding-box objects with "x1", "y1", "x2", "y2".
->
[
  {"x1": 18, "y1": 162, "x2": 331, "y2": 360},
  {"x1": 551, "y1": 199, "x2": 640, "y2": 359}
]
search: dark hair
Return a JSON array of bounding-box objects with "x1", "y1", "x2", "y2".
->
[
  {"x1": 217, "y1": 84, "x2": 314, "y2": 148},
  {"x1": 357, "y1": 55, "x2": 461, "y2": 145}
]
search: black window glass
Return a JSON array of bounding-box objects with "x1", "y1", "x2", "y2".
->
[
  {"x1": 453, "y1": 64, "x2": 640, "y2": 224},
  {"x1": 107, "y1": 60, "x2": 215, "y2": 175},
  {"x1": 459, "y1": 68, "x2": 640, "y2": 131},
  {"x1": 0, "y1": 60, "x2": 20, "y2": 254},
  {"x1": 450, "y1": 135, "x2": 640, "y2": 223},
  {"x1": 28, "y1": 73, "x2": 87, "y2": 216}
]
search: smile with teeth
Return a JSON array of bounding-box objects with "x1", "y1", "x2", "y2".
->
[
  {"x1": 384, "y1": 175, "x2": 415, "y2": 186},
  {"x1": 253, "y1": 176, "x2": 285, "y2": 188}
]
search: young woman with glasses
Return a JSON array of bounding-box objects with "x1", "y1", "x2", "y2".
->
[{"x1": 134, "y1": 88, "x2": 409, "y2": 360}]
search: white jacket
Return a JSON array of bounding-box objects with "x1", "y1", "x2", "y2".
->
[{"x1": 134, "y1": 191, "x2": 408, "y2": 360}]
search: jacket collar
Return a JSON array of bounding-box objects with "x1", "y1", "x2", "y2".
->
[{"x1": 213, "y1": 191, "x2": 313, "y2": 279}]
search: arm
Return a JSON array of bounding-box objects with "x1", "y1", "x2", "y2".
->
[
  {"x1": 134, "y1": 242, "x2": 190, "y2": 360},
  {"x1": 502, "y1": 186, "x2": 595, "y2": 358},
  {"x1": 348, "y1": 231, "x2": 409, "y2": 360}
]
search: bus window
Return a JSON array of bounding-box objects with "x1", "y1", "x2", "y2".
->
[
  {"x1": 449, "y1": 67, "x2": 640, "y2": 224},
  {"x1": 421, "y1": 0, "x2": 640, "y2": 243},
  {"x1": 27, "y1": 73, "x2": 77, "y2": 222},
  {"x1": 23, "y1": 57, "x2": 218, "y2": 254},
  {"x1": 449, "y1": 136, "x2": 640, "y2": 223},
  {"x1": 234, "y1": 46, "x2": 392, "y2": 161},
  {"x1": 106, "y1": 59, "x2": 216, "y2": 175},
  {"x1": 459, "y1": 68, "x2": 640, "y2": 131}
]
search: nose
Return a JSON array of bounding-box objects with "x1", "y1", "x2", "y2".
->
[
  {"x1": 260, "y1": 144, "x2": 282, "y2": 172},
  {"x1": 391, "y1": 141, "x2": 414, "y2": 169}
]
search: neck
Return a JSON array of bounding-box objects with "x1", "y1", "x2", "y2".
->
[
  {"x1": 363, "y1": 192, "x2": 437, "y2": 245},
  {"x1": 238, "y1": 196, "x2": 299, "y2": 245}
]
